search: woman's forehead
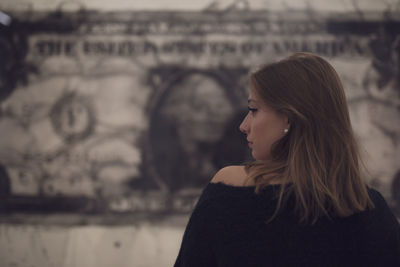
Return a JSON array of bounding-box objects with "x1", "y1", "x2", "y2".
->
[
  {"x1": 248, "y1": 89, "x2": 261, "y2": 101},
  {"x1": 248, "y1": 89, "x2": 276, "y2": 111}
]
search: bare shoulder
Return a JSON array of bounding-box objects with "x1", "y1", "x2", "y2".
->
[{"x1": 210, "y1": 165, "x2": 248, "y2": 186}]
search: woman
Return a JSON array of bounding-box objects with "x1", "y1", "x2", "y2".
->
[{"x1": 174, "y1": 53, "x2": 400, "y2": 266}]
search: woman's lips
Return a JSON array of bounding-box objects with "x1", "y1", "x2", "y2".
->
[{"x1": 248, "y1": 142, "x2": 253, "y2": 148}]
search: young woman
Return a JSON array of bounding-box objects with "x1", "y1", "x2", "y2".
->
[{"x1": 174, "y1": 53, "x2": 400, "y2": 266}]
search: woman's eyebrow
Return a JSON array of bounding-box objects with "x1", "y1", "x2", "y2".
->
[{"x1": 248, "y1": 99, "x2": 257, "y2": 104}]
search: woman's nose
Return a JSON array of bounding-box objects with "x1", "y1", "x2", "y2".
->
[{"x1": 239, "y1": 115, "x2": 248, "y2": 134}]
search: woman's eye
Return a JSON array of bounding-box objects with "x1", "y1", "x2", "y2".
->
[{"x1": 248, "y1": 107, "x2": 258, "y2": 113}]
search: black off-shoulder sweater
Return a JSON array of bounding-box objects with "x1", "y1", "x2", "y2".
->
[{"x1": 174, "y1": 182, "x2": 400, "y2": 267}]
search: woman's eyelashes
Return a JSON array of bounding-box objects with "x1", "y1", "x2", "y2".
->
[{"x1": 248, "y1": 107, "x2": 258, "y2": 114}]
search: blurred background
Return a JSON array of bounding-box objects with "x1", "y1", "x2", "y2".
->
[{"x1": 0, "y1": 0, "x2": 399, "y2": 266}]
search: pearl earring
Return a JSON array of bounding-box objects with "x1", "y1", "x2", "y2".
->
[{"x1": 284, "y1": 128, "x2": 289, "y2": 134}]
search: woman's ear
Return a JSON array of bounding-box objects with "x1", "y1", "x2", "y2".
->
[{"x1": 282, "y1": 114, "x2": 290, "y2": 129}]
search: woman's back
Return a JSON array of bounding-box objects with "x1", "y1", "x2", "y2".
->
[{"x1": 174, "y1": 178, "x2": 400, "y2": 267}]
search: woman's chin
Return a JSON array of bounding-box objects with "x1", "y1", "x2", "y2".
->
[{"x1": 251, "y1": 151, "x2": 261, "y2": 161}]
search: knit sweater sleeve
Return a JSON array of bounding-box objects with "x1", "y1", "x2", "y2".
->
[{"x1": 174, "y1": 200, "x2": 217, "y2": 267}]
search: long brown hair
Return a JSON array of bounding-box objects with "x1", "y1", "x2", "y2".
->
[{"x1": 244, "y1": 52, "x2": 374, "y2": 224}]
